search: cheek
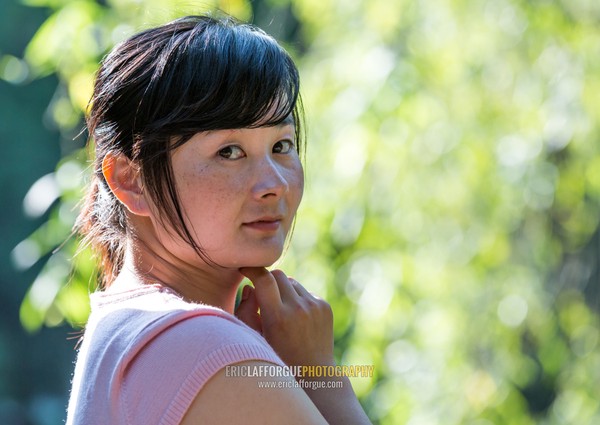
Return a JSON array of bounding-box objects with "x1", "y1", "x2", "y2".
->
[
  {"x1": 178, "y1": 167, "x2": 245, "y2": 224},
  {"x1": 289, "y1": 163, "x2": 305, "y2": 206}
]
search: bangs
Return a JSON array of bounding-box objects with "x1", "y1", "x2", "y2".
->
[{"x1": 138, "y1": 17, "x2": 301, "y2": 147}]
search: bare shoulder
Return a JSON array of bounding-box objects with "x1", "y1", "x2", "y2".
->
[{"x1": 180, "y1": 360, "x2": 328, "y2": 425}]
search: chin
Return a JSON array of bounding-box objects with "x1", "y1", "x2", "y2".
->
[{"x1": 228, "y1": 250, "x2": 283, "y2": 269}]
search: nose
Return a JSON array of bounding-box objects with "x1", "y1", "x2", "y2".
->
[{"x1": 251, "y1": 157, "x2": 289, "y2": 200}]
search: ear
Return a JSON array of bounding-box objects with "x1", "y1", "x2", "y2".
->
[{"x1": 102, "y1": 152, "x2": 151, "y2": 216}]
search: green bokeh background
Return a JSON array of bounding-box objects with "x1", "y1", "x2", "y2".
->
[{"x1": 2, "y1": 0, "x2": 599, "y2": 424}]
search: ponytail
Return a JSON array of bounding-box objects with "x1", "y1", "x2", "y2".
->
[{"x1": 75, "y1": 173, "x2": 127, "y2": 287}]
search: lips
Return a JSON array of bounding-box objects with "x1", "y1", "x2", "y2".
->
[{"x1": 242, "y1": 216, "x2": 283, "y2": 232}]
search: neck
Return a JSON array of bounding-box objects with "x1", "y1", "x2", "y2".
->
[{"x1": 110, "y1": 241, "x2": 243, "y2": 314}]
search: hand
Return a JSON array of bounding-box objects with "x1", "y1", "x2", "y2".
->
[
  {"x1": 235, "y1": 284, "x2": 262, "y2": 334},
  {"x1": 235, "y1": 267, "x2": 335, "y2": 368}
]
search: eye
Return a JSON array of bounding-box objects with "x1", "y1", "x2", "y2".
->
[
  {"x1": 273, "y1": 140, "x2": 295, "y2": 154},
  {"x1": 218, "y1": 145, "x2": 245, "y2": 160}
]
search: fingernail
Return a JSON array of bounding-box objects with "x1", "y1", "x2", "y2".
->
[{"x1": 242, "y1": 285, "x2": 250, "y2": 301}]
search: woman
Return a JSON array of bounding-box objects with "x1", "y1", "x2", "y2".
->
[{"x1": 66, "y1": 15, "x2": 371, "y2": 424}]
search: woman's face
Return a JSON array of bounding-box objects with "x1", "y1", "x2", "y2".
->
[{"x1": 155, "y1": 118, "x2": 304, "y2": 269}]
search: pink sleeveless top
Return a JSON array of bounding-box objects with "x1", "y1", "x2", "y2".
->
[{"x1": 66, "y1": 284, "x2": 284, "y2": 424}]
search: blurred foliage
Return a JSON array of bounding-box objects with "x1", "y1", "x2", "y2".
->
[{"x1": 10, "y1": 0, "x2": 600, "y2": 423}]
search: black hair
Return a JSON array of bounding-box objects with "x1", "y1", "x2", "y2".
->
[{"x1": 77, "y1": 14, "x2": 304, "y2": 287}]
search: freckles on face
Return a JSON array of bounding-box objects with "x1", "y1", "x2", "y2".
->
[{"x1": 175, "y1": 159, "x2": 244, "y2": 250}]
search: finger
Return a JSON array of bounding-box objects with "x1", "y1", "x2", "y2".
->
[
  {"x1": 235, "y1": 285, "x2": 262, "y2": 333},
  {"x1": 270, "y1": 269, "x2": 300, "y2": 302},
  {"x1": 288, "y1": 278, "x2": 312, "y2": 298},
  {"x1": 239, "y1": 267, "x2": 282, "y2": 309}
]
